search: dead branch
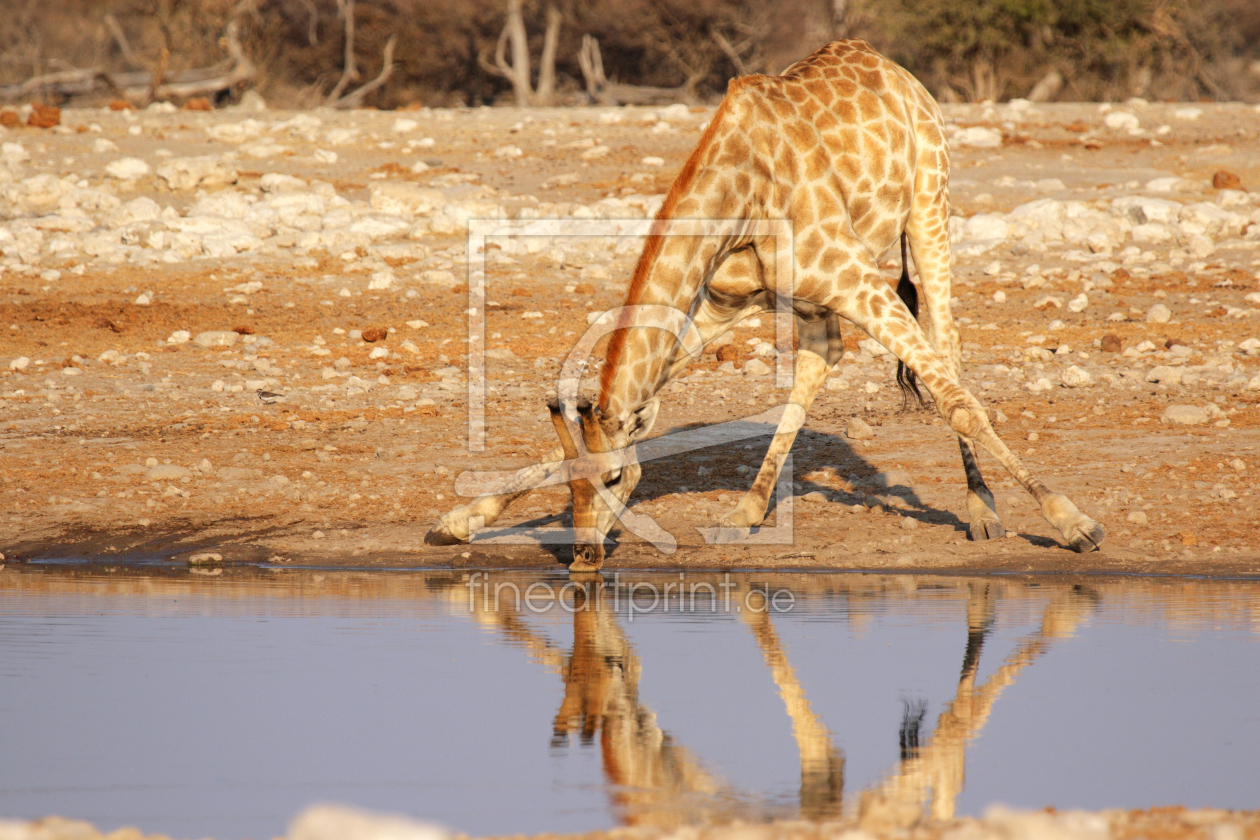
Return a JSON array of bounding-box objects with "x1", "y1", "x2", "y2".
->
[
  {"x1": 327, "y1": 0, "x2": 359, "y2": 102},
  {"x1": 577, "y1": 34, "x2": 699, "y2": 106},
  {"x1": 146, "y1": 48, "x2": 170, "y2": 107},
  {"x1": 1, "y1": 2, "x2": 257, "y2": 104},
  {"x1": 104, "y1": 13, "x2": 143, "y2": 71},
  {"x1": 329, "y1": 33, "x2": 397, "y2": 109},
  {"x1": 534, "y1": 3, "x2": 562, "y2": 106},
  {"x1": 296, "y1": 0, "x2": 319, "y2": 45},
  {"x1": 709, "y1": 29, "x2": 747, "y2": 76},
  {"x1": 577, "y1": 33, "x2": 605, "y2": 101}
]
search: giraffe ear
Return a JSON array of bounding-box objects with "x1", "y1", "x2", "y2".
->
[{"x1": 624, "y1": 399, "x2": 659, "y2": 442}]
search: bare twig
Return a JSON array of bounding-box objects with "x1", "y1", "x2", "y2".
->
[
  {"x1": 146, "y1": 47, "x2": 170, "y2": 106},
  {"x1": 535, "y1": 3, "x2": 562, "y2": 105},
  {"x1": 327, "y1": 0, "x2": 359, "y2": 102},
  {"x1": 576, "y1": 32, "x2": 700, "y2": 106},
  {"x1": 3, "y1": 1, "x2": 257, "y2": 103},
  {"x1": 296, "y1": 0, "x2": 319, "y2": 45},
  {"x1": 709, "y1": 28, "x2": 747, "y2": 76},
  {"x1": 104, "y1": 13, "x2": 143, "y2": 70},
  {"x1": 577, "y1": 33, "x2": 606, "y2": 101},
  {"x1": 330, "y1": 33, "x2": 397, "y2": 108}
]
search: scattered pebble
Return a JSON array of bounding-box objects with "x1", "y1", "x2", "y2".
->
[{"x1": 846, "y1": 417, "x2": 875, "y2": 441}]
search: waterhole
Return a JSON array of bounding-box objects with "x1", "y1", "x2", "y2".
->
[{"x1": 1, "y1": 568, "x2": 1257, "y2": 838}]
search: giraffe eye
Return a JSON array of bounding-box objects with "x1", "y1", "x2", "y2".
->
[{"x1": 604, "y1": 469, "x2": 623, "y2": 486}]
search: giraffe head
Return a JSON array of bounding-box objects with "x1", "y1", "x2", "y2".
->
[{"x1": 547, "y1": 397, "x2": 659, "y2": 570}]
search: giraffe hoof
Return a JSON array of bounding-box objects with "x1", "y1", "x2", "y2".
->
[
  {"x1": 424, "y1": 520, "x2": 469, "y2": 546},
  {"x1": 968, "y1": 518, "x2": 1006, "y2": 542},
  {"x1": 1066, "y1": 519, "x2": 1105, "y2": 553},
  {"x1": 708, "y1": 524, "x2": 753, "y2": 544},
  {"x1": 1041, "y1": 493, "x2": 1104, "y2": 553}
]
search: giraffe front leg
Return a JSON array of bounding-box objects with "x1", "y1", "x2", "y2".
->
[
  {"x1": 714, "y1": 343, "x2": 832, "y2": 537},
  {"x1": 424, "y1": 445, "x2": 566, "y2": 545}
]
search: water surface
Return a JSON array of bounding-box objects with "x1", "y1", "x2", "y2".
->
[{"x1": 1, "y1": 568, "x2": 1257, "y2": 838}]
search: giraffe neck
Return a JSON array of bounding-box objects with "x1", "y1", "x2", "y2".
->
[{"x1": 598, "y1": 94, "x2": 753, "y2": 422}]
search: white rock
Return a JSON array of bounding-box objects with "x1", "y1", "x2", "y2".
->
[
  {"x1": 1162, "y1": 404, "x2": 1209, "y2": 425},
  {"x1": 8, "y1": 356, "x2": 30, "y2": 371},
  {"x1": 954, "y1": 126, "x2": 1003, "y2": 148},
  {"x1": 194, "y1": 330, "x2": 240, "y2": 347},
  {"x1": 1146, "y1": 303, "x2": 1172, "y2": 323},
  {"x1": 166, "y1": 330, "x2": 191, "y2": 344},
  {"x1": 1061, "y1": 365, "x2": 1092, "y2": 387},
  {"x1": 104, "y1": 157, "x2": 151, "y2": 180},
  {"x1": 1146, "y1": 365, "x2": 1184, "y2": 385},
  {"x1": 846, "y1": 417, "x2": 875, "y2": 440},
  {"x1": 260, "y1": 173, "x2": 308, "y2": 192},
  {"x1": 1174, "y1": 106, "x2": 1202, "y2": 120},
  {"x1": 92, "y1": 137, "x2": 120, "y2": 154},
  {"x1": 1216, "y1": 189, "x2": 1251, "y2": 209},
  {"x1": 1126, "y1": 510, "x2": 1149, "y2": 525},
  {"x1": 156, "y1": 155, "x2": 238, "y2": 190},
  {"x1": 208, "y1": 120, "x2": 265, "y2": 142},
  {"x1": 349, "y1": 214, "x2": 411, "y2": 240},
  {"x1": 1179, "y1": 201, "x2": 1248, "y2": 239},
  {"x1": 1131, "y1": 222, "x2": 1172, "y2": 243},
  {"x1": 368, "y1": 271, "x2": 394, "y2": 290},
  {"x1": 744, "y1": 358, "x2": 771, "y2": 376},
  {"x1": 190, "y1": 189, "x2": 251, "y2": 220},
  {"x1": 392, "y1": 118, "x2": 419, "y2": 133},
  {"x1": 1, "y1": 141, "x2": 30, "y2": 164},
  {"x1": 106, "y1": 196, "x2": 162, "y2": 228},
  {"x1": 1112, "y1": 196, "x2": 1182, "y2": 225},
  {"x1": 1027, "y1": 377, "x2": 1054, "y2": 392},
  {"x1": 1144, "y1": 176, "x2": 1197, "y2": 193},
  {"x1": 1104, "y1": 111, "x2": 1139, "y2": 130},
  {"x1": 145, "y1": 464, "x2": 191, "y2": 481},
  {"x1": 134, "y1": 292, "x2": 152, "y2": 305},
  {"x1": 641, "y1": 156, "x2": 665, "y2": 166},
  {"x1": 314, "y1": 149, "x2": 338, "y2": 164},
  {"x1": 1184, "y1": 234, "x2": 1214, "y2": 258},
  {"x1": 289, "y1": 804, "x2": 449, "y2": 840},
  {"x1": 1067, "y1": 293, "x2": 1089, "y2": 313},
  {"x1": 961, "y1": 213, "x2": 1011, "y2": 241},
  {"x1": 324, "y1": 128, "x2": 360, "y2": 145},
  {"x1": 369, "y1": 182, "x2": 447, "y2": 217},
  {"x1": 369, "y1": 347, "x2": 389, "y2": 360},
  {"x1": 494, "y1": 144, "x2": 523, "y2": 159}
]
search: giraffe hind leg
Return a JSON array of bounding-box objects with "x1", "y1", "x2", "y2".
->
[
  {"x1": 960, "y1": 438, "x2": 1005, "y2": 541},
  {"x1": 893, "y1": 233, "x2": 927, "y2": 411},
  {"x1": 825, "y1": 269, "x2": 1102, "y2": 553}
]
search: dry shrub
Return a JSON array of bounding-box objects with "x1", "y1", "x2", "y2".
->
[{"x1": 1, "y1": 0, "x2": 1256, "y2": 106}]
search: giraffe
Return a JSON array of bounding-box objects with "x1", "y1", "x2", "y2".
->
[
  {"x1": 857, "y1": 583, "x2": 1097, "y2": 829},
  {"x1": 461, "y1": 574, "x2": 843, "y2": 826},
  {"x1": 426, "y1": 39, "x2": 1104, "y2": 570}
]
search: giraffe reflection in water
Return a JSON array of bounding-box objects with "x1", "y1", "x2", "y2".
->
[{"x1": 464, "y1": 578, "x2": 1097, "y2": 829}]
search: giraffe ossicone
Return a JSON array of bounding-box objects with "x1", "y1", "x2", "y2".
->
[{"x1": 426, "y1": 39, "x2": 1104, "y2": 569}]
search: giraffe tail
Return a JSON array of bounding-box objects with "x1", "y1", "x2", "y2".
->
[{"x1": 894, "y1": 232, "x2": 927, "y2": 409}]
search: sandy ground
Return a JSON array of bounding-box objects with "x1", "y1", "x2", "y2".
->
[
  {"x1": 1, "y1": 98, "x2": 1260, "y2": 574},
  {"x1": 6, "y1": 803, "x2": 1260, "y2": 840}
]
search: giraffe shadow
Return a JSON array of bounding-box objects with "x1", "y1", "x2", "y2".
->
[{"x1": 489, "y1": 423, "x2": 984, "y2": 566}]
